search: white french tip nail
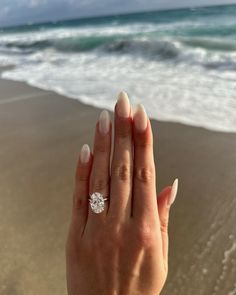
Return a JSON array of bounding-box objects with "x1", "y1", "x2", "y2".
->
[
  {"x1": 99, "y1": 110, "x2": 110, "y2": 135},
  {"x1": 168, "y1": 178, "x2": 179, "y2": 206},
  {"x1": 80, "y1": 144, "x2": 90, "y2": 164}
]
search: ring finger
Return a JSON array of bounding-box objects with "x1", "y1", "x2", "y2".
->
[{"x1": 87, "y1": 109, "x2": 112, "y2": 224}]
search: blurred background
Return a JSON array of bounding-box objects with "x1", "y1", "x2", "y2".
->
[{"x1": 0, "y1": 1, "x2": 236, "y2": 294}]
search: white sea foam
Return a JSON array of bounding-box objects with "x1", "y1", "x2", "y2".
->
[
  {"x1": 0, "y1": 23, "x2": 161, "y2": 45},
  {"x1": 1, "y1": 48, "x2": 235, "y2": 133}
]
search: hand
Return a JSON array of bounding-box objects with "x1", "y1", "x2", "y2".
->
[{"x1": 66, "y1": 92, "x2": 178, "y2": 295}]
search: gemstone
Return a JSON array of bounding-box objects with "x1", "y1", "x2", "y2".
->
[{"x1": 89, "y1": 192, "x2": 105, "y2": 214}]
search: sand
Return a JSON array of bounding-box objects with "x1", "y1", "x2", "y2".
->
[{"x1": 0, "y1": 77, "x2": 236, "y2": 295}]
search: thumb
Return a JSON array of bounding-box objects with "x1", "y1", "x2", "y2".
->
[{"x1": 157, "y1": 179, "x2": 178, "y2": 271}]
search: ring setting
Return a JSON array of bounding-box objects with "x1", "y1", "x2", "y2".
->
[{"x1": 89, "y1": 192, "x2": 108, "y2": 214}]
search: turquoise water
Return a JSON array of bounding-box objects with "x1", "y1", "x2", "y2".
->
[{"x1": 0, "y1": 4, "x2": 236, "y2": 132}]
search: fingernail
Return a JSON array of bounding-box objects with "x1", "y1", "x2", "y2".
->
[
  {"x1": 134, "y1": 104, "x2": 147, "y2": 132},
  {"x1": 99, "y1": 110, "x2": 110, "y2": 135},
  {"x1": 116, "y1": 91, "x2": 130, "y2": 118},
  {"x1": 168, "y1": 178, "x2": 178, "y2": 206},
  {"x1": 80, "y1": 144, "x2": 90, "y2": 164}
]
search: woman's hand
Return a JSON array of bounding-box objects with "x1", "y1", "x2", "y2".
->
[{"x1": 66, "y1": 92, "x2": 178, "y2": 295}]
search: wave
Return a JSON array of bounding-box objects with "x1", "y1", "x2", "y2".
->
[
  {"x1": 102, "y1": 39, "x2": 180, "y2": 59},
  {"x1": 181, "y1": 37, "x2": 236, "y2": 52},
  {"x1": 2, "y1": 34, "x2": 236, "y2": 73},
  {"x1": 0, "y1": 35, "x2": 181, "y2": 60},
  {"x1": 2, "y1": 31, "x2": 236, "y2": 55},
  {"x1": 1, "y1": 36, "x2": 115, "y2": 53}
]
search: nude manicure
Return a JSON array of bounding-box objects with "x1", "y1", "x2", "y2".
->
[
  {"x1": 168, "y1": 178, "x2": 179, "y2": 206},
  {"x1": 80, "y1": 144, "x2": 90, "y2": 164},
  {"x1": 99, "y1": 110, "x2": 110, "y2": 135},
  {"x1": 116, "y1": 91, "x2": 130, "y2": 118},
  {"x1": 134, "y1": 104, "x2": 148, "y2": 132}
]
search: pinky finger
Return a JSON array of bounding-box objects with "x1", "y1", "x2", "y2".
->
[
  {"x1": 72, "y1": 144, "x2": 93, "y2": 236},
  {"x1": 157, "y1": 179, "x2": 178, "y2": 271}
]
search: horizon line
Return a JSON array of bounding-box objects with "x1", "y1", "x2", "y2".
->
[{"x1": 0, "y1": 2, "x2": 235, "y2": 30}]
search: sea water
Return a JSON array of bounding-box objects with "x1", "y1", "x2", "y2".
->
[{"x1": 0, "y1": 4, "x2": 236, "y2": 132}]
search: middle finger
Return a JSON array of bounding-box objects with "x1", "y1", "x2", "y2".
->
[{"x1": 108, "y1": 91, "x2": 133, "y2": 221}]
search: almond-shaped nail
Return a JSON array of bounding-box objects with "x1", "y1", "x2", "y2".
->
[
  {"x1": 134, "y1": 104, "x2": 147, "y2": 132},
  {"x1": 99, "y1": 110, "x2": 110, "y2": 135},
  {"x1": 168, "y1": 178, "x2": 178, "y2": 206},
  {"x1": 116, "y1": 91, "x2": 130, "y2": 118},
  {"x1": 80, "y1": 144, "x2": 90, "y2": 164}
]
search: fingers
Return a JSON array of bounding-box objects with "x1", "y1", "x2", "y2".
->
[
  {"x1": 132, "y1": 105, "x2": 158, "y2": 223},
  {"x1": 157, "y1": 179, "x2": 178, "y2": 271},
  {"x1": 72, "y1": 144, "x2": 93, "y2": 236},
  {"x1": 109, "y1": 91, "x2": 133, "y2": 220},
  {"x1": 88, "y1": 110, "x2": 112, "y2": 221}
]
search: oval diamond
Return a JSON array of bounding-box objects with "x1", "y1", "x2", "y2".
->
[{"x1": 89, "y1": 192, "x2": 105, "y2": 214}]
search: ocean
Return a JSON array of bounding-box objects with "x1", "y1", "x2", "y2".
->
[{"x1": 0, "y1": 4, "x2": 236, "y2": 132}]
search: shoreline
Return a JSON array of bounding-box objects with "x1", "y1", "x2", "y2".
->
[
  {"x1": 1, "y1": 74, "x2": 236, "y2": 137},
  {"x1": 1, "y1": 67, "x2": 236, "y2": 135},
  {"x1": 0, "y1": 77, "x2": 236, "y2": 294}
]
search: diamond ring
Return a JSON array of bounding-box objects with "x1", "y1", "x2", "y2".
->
[{"x1": 89, "y1": 192, "x2": 108, "y2": 214}]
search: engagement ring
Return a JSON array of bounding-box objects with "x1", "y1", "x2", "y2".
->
[{"x1": 89, "y1": 192, "x2": 108, "y2": 214}]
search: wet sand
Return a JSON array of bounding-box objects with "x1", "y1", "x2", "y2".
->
[{"x1": 0, "y1": 78, "x2": 236, "y2": 295}]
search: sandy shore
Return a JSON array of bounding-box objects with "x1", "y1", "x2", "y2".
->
[{"x1": 0, "y1": 77, "x2": 236, "y2": 295}]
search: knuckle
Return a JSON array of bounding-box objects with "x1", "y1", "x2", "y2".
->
[
  {"x1": 94, "y1": 141, "x2": 107, "y2": 154},
  {"x1": 135, "y1": 139, "x2": 152, "y2": 149},
  {"x1": 116, "y1": 125, "x2": 131, "y2": 139},
  {"x1": 160, "y1": 217, "x2": 169, "y2": 234},
  {"x1": 92, "y1": 177, "x2": 109, "y2": 191},
  {"x1": 76, "y1": 172, "x2": 89, "y2": 183},
  {"x1": 135, "y1": 223, "x2": 155, "y2": 248},
  {"x1": 112, "y1": 163, "x2": 131, "y2": 182},
  {"x1": 74, "y1": 196, "x2": 87, "y2": 211},
  {"x1": 134, "y1": 166, "x2": 154, "y2": 184}
]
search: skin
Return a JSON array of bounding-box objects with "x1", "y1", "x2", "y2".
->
[{"x1": 66, "y1": 93, "x2": 175, "y2": 295}]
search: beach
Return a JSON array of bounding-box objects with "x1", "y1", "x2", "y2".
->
[{"x1": 0, "y1": 77, "x2": 236, "y2": 295}]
